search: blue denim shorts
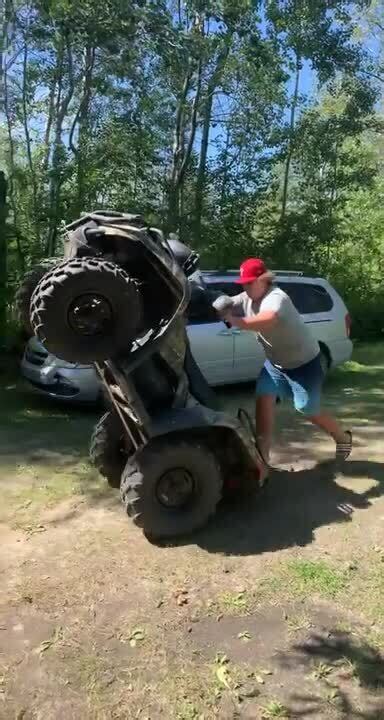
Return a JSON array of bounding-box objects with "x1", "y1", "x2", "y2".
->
[{"x1": 256, "y1": 354, "x2": 324, "y2": 416}]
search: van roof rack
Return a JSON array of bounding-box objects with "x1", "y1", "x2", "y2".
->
[
  {"x1": 204, "y1": 269, "x2": 305, "y2": 277},
  {"x1": 273, "y1": 270, "x2": 304, "y2": 276}
]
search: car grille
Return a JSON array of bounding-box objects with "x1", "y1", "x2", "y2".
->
[
  {"x1": 28, "y1": 379, "x2": 78, "y2": 397},
  {"x1": 25, "y1": 348, "x2": 48, "y2": 367}
]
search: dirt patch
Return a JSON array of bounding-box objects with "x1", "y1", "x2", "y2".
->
[
  {"x1": 186, "y1": 602, "x2": 384, "y2": 719},
  {"x1": 0, "y1": 354, "x2": 384, "y2": 718}
]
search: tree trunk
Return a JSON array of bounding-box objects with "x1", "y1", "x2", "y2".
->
[
  {"x1": 21, "y1": 40, "x2": 39, "y2": 240},
  {"x1": 280, "y1": 52, "x2": 301, "y2": 221},
  {"x1": 0, "y1": 0, "x2": 6, "y2": 100},
  {"x1": 0, "y1": 172, "x2": 8, "y2": 341},
  {"x1": 3, "y1": 24, "x2": 25, "y2": 272},
  {"x1": 220, "y1": 125, "x2": 231, "y2": 212},
  {"x1": 166, "y1": 13, "x2": 204, "y2": 235},
  {"x1": 42, "y1": 72, "x2": 59, "y2": 174},
  {"x1": 0, "y1": 0, "x2": 10, "y2": 334},
  {"x1": 325, "y1": 139, "x2": 338, "y2": 272},
  {"x1": 194, "y1": 36, "x2": 232, "y2": 245},
  {"x1": 46, "y1": 36, "x2": 75, "y2": 255},
  {"x1": 69, "y1": 44, "x2": 95, "y2": 216},
  {"x1": 166, "y1": 63, "x2": 193, "y2": 233},
  {"x1": 166, "y1": 60, "x2": 203, "y2": 233},
  {"x1": 76, "y1": 46, "x2": 95, "y2": 214},
  {"x1": 178, "y1": 58, "x2": 203, "y2": 185}
]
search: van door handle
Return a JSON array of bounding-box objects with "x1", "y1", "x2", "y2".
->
[
  {"x1": 232, "y1": 329, "x2": 242, "y2": 334},
  {"x1": 217, "y1": 329, "x2": 232, "y2": 336}
]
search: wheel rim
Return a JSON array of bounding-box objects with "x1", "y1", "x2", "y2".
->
[
  {"x1": 68, "y1": 294, "x2": 113, "y2": 336},
  {"x1": 156, "y1": 468, "x2": 195, "y2": 509}
]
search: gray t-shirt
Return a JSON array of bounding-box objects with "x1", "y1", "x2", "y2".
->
[{"x1": 231, "y1": 286, "x2": 319, "y2": 369}]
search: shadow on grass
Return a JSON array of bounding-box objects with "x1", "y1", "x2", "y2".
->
[
  {"x1": 0, "y1": 380, "x2": 98, "y2": 463},
  {"x1": 192, "y1": 459, "x2": 384, "y2": 557},
  {"x1": 0, "y1": 379, "x2": 113, "y2": 522},
  {"x1": 279, "y1": 629, "x2": 384, "y2": 718}
]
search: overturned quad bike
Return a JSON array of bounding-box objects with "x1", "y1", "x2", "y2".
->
[{"x1": 22, "y1": 211, "x2": 266, "y2": 540}]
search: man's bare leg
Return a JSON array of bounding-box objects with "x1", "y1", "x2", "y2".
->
[
  {"x1": 309, "y1": 413, "x2": 347, "y2": 442},
  {"x1": 255, "y1": 394, "x2": 276, "y2": 481},
  {"x1": 308, "y1": 413, "x2": 352, "y2": 458}
]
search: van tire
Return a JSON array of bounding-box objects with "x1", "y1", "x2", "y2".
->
[{"x1": 319, "y1": 345, "x2": 330, "y2": 375}]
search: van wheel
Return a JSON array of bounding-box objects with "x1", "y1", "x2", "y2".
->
[{"x1": 319, "y1": 347, "x2": 330, "y2": 375}]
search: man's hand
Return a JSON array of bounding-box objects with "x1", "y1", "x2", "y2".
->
[
  {"x1": 212, "y1": 295, "x2": 235, "y2": 321},
  {"x1": 221, "y1": 311, "x2": 235, "y2": 324}
]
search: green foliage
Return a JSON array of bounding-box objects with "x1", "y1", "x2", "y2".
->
[{"x1": 1, "y1": 0, "x2": 384, "y2": 340}]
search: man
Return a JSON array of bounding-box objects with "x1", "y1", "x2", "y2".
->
[{"x1": 213, "y1": 258, "x2": 352, "y2": 482}]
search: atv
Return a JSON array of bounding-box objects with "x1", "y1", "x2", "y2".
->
[{"x1": 20, "y1": 211, "x2": 265, "y2": 540}]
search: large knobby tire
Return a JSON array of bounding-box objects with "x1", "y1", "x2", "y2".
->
[
  {"x1": 15, "y1": 258, "x2": 59, "y2": 336},
  {"x1": 30, "y1": 257, "x2": 143, "y2": 364},
  {"x1": 90, "y1": 411, "x2": 132, "y2": 488},
  {"x1": 120, "y1": 438, "x2": 223, "y2": 539}
]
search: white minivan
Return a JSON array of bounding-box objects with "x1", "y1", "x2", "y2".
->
[{"x1": 21, "y1": 270, "x2": 352, "y2": 402}]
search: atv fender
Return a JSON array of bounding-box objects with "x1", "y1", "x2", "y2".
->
[{"x1": 149, "y1": 406, "x2": 259, "y2": 467}]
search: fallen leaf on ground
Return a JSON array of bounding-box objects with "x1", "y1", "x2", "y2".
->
[
  {"x1": 238, "y1": 684, "x2": 260, "y2": 699},
  {"x1": 17, "y1": 500, "x2": 32, "y2": 510},
  {"x1": 25, "y1": 524, "x2": 47, "y2": 536},
  {"x1": 129, "y1": 627, "x2": 146, "y2": 647},
  {"x1": 34, "y1": 626, "x2": 63, "y2": 655},
  {"x1": 216, "y1": 664, "x2": 231, "y2": 689},
  {"x1": 174, "y1": 588, "x2": 189, "y2": 606}
]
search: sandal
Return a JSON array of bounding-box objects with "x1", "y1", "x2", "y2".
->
[{"x1": 336, "y1": 430, "x2": 352, "y2": 461}]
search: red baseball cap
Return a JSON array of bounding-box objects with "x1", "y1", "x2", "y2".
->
[{"x1": 235, "y1": 258, "x2": 269, "y2": 284}]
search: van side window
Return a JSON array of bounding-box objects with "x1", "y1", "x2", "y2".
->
[
  {"x1": 277, "y1": 282, "x2": 333, "y2": 314},
  {"x1": 187, "y1": 286, "x2": 217, "y2": 325},
  {"x1": 207, "y1": 282, "x2": 240, "y2": 297}
]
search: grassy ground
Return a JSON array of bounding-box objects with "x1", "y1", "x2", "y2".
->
[{"x1": 0, "y1": 344, "x2": 383, "y2": 719}]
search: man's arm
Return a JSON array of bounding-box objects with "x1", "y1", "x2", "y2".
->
[
  {"x1": 228, "y1": 311, "x2": 279, "y2": 331},
  {"x1": 212, "y1": 292, "x2": 245, "y2": 319},
  {"x1": 224, "y1": 290, "x2": 283, "y2": 331}
]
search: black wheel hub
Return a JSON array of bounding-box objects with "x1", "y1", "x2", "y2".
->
[
  {"x1": 156, "y1": 468, "x2": 195, "y2": 509},
  {"x1": 68, "y1": 294, "x2": 113, "y2": 336}
]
